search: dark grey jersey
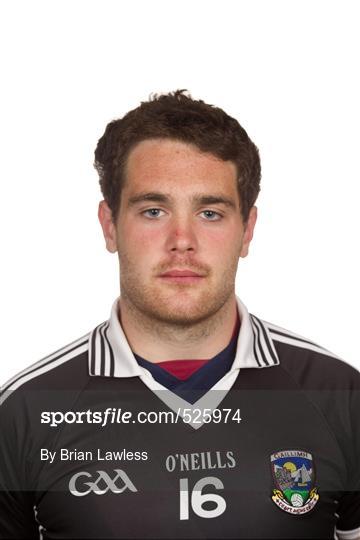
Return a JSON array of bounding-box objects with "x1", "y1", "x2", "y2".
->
[{"x1": 1, "y1": 297, "x2": 359, "y2": 539}]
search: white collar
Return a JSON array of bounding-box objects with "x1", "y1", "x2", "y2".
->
[{"x1": 88, "y1": 295, "x2": 280, "y2": 378}]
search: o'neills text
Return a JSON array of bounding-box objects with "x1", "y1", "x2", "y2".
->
[{"x1": 165, "y1": 450, "x2": 236, "y2": 472}]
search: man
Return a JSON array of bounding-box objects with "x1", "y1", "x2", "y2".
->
[{"x1": 1, "y1": 90, "x2": 359, "y2": 539}]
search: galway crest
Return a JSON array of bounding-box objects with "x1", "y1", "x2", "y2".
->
[{"x1": 270, "y1": 450, "x2": 319, "y2": 514}]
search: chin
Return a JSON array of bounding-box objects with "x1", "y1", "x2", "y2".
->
[
  {"x1": 153, "y1": 311, "x2": 208, "y2": 326},
  {"x1": 148, "y1": 300, "x2": 216, "y2": 326}
]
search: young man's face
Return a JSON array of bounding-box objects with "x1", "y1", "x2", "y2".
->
[{"x1": 99, "y1": 138, "x2": 257, "y2": 325}]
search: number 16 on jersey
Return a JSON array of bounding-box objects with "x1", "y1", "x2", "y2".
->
[{"x1": 179, "y1": 476, "x2": 227, "y2": 520}]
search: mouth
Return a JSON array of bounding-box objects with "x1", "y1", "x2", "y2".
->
[{"x1": 158, "y1": 269, "x2": 206, "y2": 284}]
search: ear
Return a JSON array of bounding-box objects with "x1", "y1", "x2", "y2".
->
[
  {"x1": 240, "y1": 206, "x2": 258, "y2": 258},
  {"x1": 98, "y1": 200, "x2": 118, "y2": 253}
]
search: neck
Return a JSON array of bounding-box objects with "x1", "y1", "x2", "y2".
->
[{"x1": 118, "y1": 295, "x2": 238, "y2": 363}]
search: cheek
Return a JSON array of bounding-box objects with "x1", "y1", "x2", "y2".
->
[
  {"x1": 118, "y1": 223, "x2": 163, "y2": 263},
  {"x1": 202, "y1": 228, "x2": 242, "y2": 258},
  {"x1": 134, "y1": 227, "x2": 164, "y2": 249}
]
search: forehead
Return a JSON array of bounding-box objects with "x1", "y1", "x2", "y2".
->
[{"x1": 123, "y1": 138, "x2": 239, "y2": 197}]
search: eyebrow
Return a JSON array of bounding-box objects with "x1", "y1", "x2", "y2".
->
[{"x1": 127, "y1": 192, "x2": 237, "y2": 210}]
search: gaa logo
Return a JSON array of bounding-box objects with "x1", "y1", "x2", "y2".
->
[{"x1": 69, "y1": 469, "x2": 137, "y2": 497}]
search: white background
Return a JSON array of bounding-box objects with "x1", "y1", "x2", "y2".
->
[{"x1": 0, "y1": 0, "x2": 359, "y2": 383}]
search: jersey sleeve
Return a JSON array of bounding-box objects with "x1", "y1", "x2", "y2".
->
[
  {"x1": 336, "y1": 496, "x2": 360, "y2": 539},
  {"x1": 0, "y1": 393, "x2": 39, "y2": 539},
  {"x1": 335, "y1": 380, "x2": 360, "y2": 539},
  {"x1": 0, "y1": 491, "x2": 39, "y2": 539}
]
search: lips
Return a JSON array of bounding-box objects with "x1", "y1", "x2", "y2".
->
[
  {"x1": 158, "y1": 269, "x2": 206, "y2": 284},
  {"x1": 160, "y1": 269, "x2": 204, "y2": 277}
]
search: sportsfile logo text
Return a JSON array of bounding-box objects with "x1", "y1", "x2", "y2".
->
[{"x1": 41, "y1": 407, "x2": 242, "y2": 427}]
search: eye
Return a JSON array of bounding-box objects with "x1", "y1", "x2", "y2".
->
[
  {"x1": 141, "y1": 208, "x2": 165, "y2": 218},
  {"x1": 201, "y1": 210, "x2": 222, "y2": 221}
]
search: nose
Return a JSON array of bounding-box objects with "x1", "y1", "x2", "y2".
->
[{"x1": 165, "y1": 215, "x2": 198, "y2": 253}]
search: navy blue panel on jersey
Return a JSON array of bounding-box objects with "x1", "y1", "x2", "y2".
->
[{"x1": 134, "y1": 330, "x2": 238, "y2": 403}]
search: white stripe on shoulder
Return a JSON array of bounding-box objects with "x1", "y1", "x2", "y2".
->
[
  {"x1": 335, "y1": 526, "x2": 360, "y2": 540},
  {"x1": 264, "y1": 320, "x2": 342, "y2": 361},
  {"x1": 1, "y1": 334, "x2": 89, "y2": 405},
  {"x1": 2, "y1": 332, "x2": 90, "y2": 390}
]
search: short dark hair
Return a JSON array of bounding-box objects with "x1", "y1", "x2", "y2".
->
[{"x1": 94, "y1": 90, "x2": 261, "y2": 223}]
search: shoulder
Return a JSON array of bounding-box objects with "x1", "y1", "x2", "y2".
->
[
  {"x1": 0, "y1": 330, "x2": 91, "y2": 409},
  {"x1": 256, "y1": 316, "x2": 360, "y2": 389},
  {"x1": 255, "y1": 318, "x2": 360, "y2": 474}
]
